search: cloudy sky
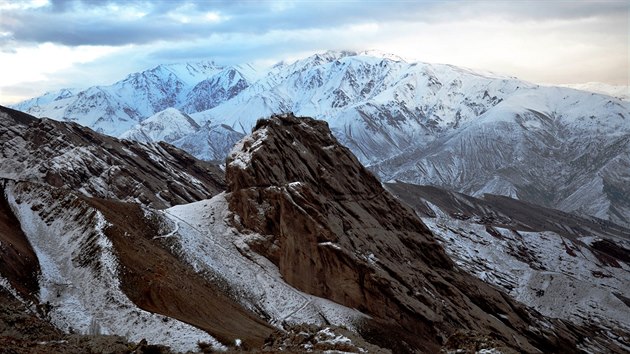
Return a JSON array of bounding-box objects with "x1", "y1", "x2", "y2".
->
[{"x1": 0, "y1": 0, "x2": 628, "y2": 104}]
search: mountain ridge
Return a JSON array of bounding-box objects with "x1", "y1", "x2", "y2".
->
[
  {"x1": 11, "y1": 50, "x2": 630, "y2": 227},
  {"x1": 1, "y1": 107, "x2": 629, "y2": 352}
]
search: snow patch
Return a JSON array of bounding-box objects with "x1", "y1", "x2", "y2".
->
[
  {"x1": 166, "y1": 193, "x2": 367, "y2": 330},
  {"x1": 227, "y1": 127, "x2": 269, "y2": 169}
]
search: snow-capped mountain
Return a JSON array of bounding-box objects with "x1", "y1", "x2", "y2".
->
[
  {"x1": 181, "y1": 64, "x2": 258, "y2": 114},
  {"x1": 558, "y1": 82, "x2": 630, "y2": 102},
  {"x1": 119, "y1": 107, "x2": 201, "y2": 143},
  {"x1": 12, "y1": 50, "x2": 630, "y2": 227},
  {"x1": 13, "y1": 61, "x2": 225, "y2": 136},
  {"x1": 121, "y1": 107, "x2": 245, "y2": 162}
]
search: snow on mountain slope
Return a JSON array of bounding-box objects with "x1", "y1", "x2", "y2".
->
[
  {"x1": 114, "y1": 62, "x2": 221, "y2": 118},
  {"x1": 4, "y1": 180, "x2": 224, "y2": 352},
  {"x1": 559, "y1": 82, "x2": 630, "y2": 101},
  {"x1": 164, "y1": 193, "x2": 366, "y2": 329},
  {"x1": 386, "y1": 182, "x2": 630, "y2": 347},
  {"x1": 373, "y1": 87, "x2": 630, "y2": 226},
  {"x1": 12, "y1": 50, "x2": 630, "y2": 226},
  {"x1": 171, "y1": 122, "x2": 245, "y2": 162},
  {"x1": 12, "y1": 62, "x2": 221, "y2": 136},
  {"x1": 119, "y1": 107, "x2": 201, "y2": 143},
  {"x1": 181, "y1": 65, "x2": 255, "y2": 114},
  {"x1": 0, "y1": 106, "x2": 225, "y2": 209},
  {"x1": 192, "y1": 50, "x2": 522, "y2": 163},
  {"x1": 10, "y1": 88, "x2": 77, "y2": 112},
  {"x1": 425, "y1": 213, "x2": 630, "y2": 335}
]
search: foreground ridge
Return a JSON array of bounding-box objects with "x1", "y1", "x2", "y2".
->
[
  {"x1": 1, "y1": 106, "x2": 629, "y2": 353},
  {"x1": 225, "y1": 113, "x2": 621, "y2": 352}
]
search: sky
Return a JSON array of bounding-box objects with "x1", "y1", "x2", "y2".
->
[{"x1": 0, "y1": 0, "x2": 628, "y2": 105}]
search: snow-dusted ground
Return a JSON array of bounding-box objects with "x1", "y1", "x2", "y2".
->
[
  {"x1": 421, "y1": 203, "x2": 630, "y2": 335},
  {"x1": 3, "y1": 182, "x2": 225, "y2": 352},
  {"x1": 165, "y1": 193, "x2": 367, "y2": 329}
]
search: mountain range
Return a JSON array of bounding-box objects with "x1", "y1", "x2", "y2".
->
[
  {"x1": 11, "y1": 50, "x2": 630, "y2": 228},
  {"x1": 2, "y1": 107, "x2": 629, "y2": 353}
]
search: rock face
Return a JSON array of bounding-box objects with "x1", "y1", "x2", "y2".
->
[
  {"x1": 225, "y1": 113, "x2": 596, "y2": 352},
  {"x1": 0, "y1": 106, "x2": 225, "y2": 209}
]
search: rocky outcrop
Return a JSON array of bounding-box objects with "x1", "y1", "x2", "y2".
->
[
  {"x1": 0, "y1": 106, "x2": 225, "y2": 209},
  {"x1": 225, "y1": 113, "x2": 593, "y2": 352}
]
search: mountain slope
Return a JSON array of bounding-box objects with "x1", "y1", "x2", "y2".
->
[
  {"x1": 12, "y1": 50, "x2": 630, "y2": 228},
  {"x1": 222, "y1": 113, "x2": 625, "y2": 353},
  {"x1": 181, "y1": 65, "x2": 255, "y2": 113},
  {"x1": 0, "y1": 107, "x2": 396, "y2": 352},
  {"x1": 386, "y1": 181, "x2": 630, "y2": 339},
  {"x1": 372, "y1": 89, "x2": 630, "y2": 226},
  {"x1": 119, "y1": 107, "x2": 201, "y2": 143},
  {"x1": 0, "y1": 106, "x2": 225, "y2": 209},
  {"x1": 12, "y1": 62, "x2": 222, "y2": 136},
  {"x1": 2, "y1": 107, "x2": 629, "y2": 352}
]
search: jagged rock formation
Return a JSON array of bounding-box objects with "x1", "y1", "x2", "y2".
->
[{"x1": 225, "y1": 113, "x2": 618, "y2": 352}]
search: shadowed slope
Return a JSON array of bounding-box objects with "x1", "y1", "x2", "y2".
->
[{"x1": 225, "y1": 113, "x2": 590, "y2": 352}]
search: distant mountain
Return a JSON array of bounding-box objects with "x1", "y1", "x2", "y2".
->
[
  {"x1": 12, "y1": 50, "x2": 630, "y2": 227},
  {"x1": 12, "y1": 61, "x2": 225, "y2": 136},
  {"x1": 120, "y1": 107, "x2": 201, "y2": 143},
  {"x1": 121, "y1": 107, "x2": 244, "y2": 162},
  {"x1": 558, "y1": 82, "x2": 629, "y2": 101}
]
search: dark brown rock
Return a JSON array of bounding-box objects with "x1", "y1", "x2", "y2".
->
[
  {"x1": 0, "y1": 181, "x2": 39, "y2": 302},
  {"x1": 226, "y1": 113, "x2": 584, "y2": 353}
]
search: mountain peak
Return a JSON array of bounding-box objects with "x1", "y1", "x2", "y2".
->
[
  {"x1": 358, "y1": 49, "x2": 406, "y2": 62},
  {"x1": 224, "y1": 113, "x2": 586, "y2": 352}
]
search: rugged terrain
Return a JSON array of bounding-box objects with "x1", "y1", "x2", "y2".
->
[
  {"x1": 220, "y1": 113, "x2": 627, "y2": 352},
  {"x1": 0, "y1": 106, "x2": 225, "y2": 209},
  {"x1": 386, "y1": 182, "x2": 630, "y2": 339},
  {"x1": 12, "y1": 51, "x2": 630, "y2": 227},
  {"x1": 3, "y1": 107, "x2": 630, "y2": 352}
]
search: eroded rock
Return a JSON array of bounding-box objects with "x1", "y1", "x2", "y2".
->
[{"x1": 225, "y1": 113, "x2": 587, "y2": 352}]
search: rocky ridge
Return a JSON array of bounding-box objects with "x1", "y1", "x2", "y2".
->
[
  {"x1": 0, "y1": 106, "x2": 225, "y2": 209},
  {"x1": 386, "y1": 182, "x2": 630, "y2": 340},
  {"x1": 1, "y1": 106, "x2": 629, "y2": 353},
  {"x1": 224, "y1": 113, "x2": 626, "y2": 352}
]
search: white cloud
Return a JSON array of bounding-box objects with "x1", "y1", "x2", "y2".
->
[
  {"x1": 0, "y1": 43, "x2": 123, "y2": 103},
  {"x1": 0, "y1": 0, "x2": 627, "y2": 105},
  {"x1": 0, "y1": 0, "x2": 48, "y2": 11}
]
